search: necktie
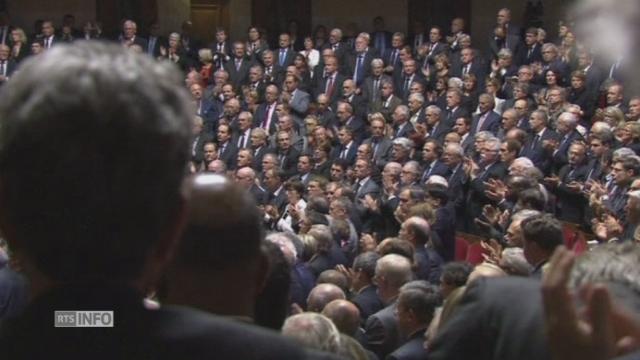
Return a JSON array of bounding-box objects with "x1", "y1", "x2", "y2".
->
[
  {"x1": 218, "y1": 144, "x2": 226, "y2": 157},
  {"x1": 463, "y1": 64, "x2": 470, "y2": 76},
  {"x1": 218, "y1": 43, "x2": 223, "y2": 53},
  {"x1": 373, "y1": 78, "x2": 380, "y2": 100},
  {"x1": 391, "y1": 49, "x2": 398, "y2": 65},
  {"x1": 238, "y1": 133, "x2": 245, "y2": 148},
  {"x1": 354, "y1": 54, "x2": 364, "y2": 84},
  {"x1": 527, "y1": 47, "x2": 532, "y2": 59},
  {"x1": 531, "y1": 135, "x2": 540, "y2": 150},
  {"x1": 404, "y1": 76, "x2": 411, "y2": 93},
  {"x1": 279, "y1": 49, "x2": 286, "y2": 66},
  {"x1": 341, "y1": 147, "x2": 348, "y2": 159},
  {"x1": 372, "y1": 140, "x2": 379, "y2": 158},
  {"x1": 354, "y1": 180, "x2": 362, "y2": 195},
  {"x1": 326, "y1": 75, "x2": 335, "y2": 98},
  {"x1": 476, "y1": 113, "x2": 488, "y2": 133},
  {"x1": 235, "y1": 59, "x2": 241, "y2": 71},
  {"x1": 45, "y1": 37, "x2": 50, "y2": 49},
  {"x1": 279, "y1": 154, "x2": 286, "y2": 168}
]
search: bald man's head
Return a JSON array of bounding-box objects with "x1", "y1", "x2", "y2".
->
[
  {"x1": 307, "y1": 283, "x2": 346, "y2": 312},
  {"x1": 321, "y1": 299, "x2": 360, "y2": 336}
]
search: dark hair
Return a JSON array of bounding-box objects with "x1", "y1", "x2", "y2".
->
[
  {"x1": 0, "y1": 42, "x2": 191, "y2": 283},
  {"x1": 398, "y1": 284, "x2": 441, "y2": 324},
  {"x1": 441, "y1": 262, "x2": 473, "y2": 286},
  {"x1": 521, "y1": 214, "x2": 563, "y2": 252},
  {"x1": 377, "y1": 238, "x2": 415, "y2": 264},
  {"x1": 518, "y1": 188, "x2": 546, "y2": 211},
  {"x1": 426, "y1": 183, "x2": 449, "y2": 205}
]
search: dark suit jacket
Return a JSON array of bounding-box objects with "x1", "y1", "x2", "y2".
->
[
  {"x1": 0, "y1": 284, "x2": 329, "y2": 359},
  {"x1": 346, "y1": 50, "x2": 376, "y2": 85},
  {"x1": 470, "y1": 111, "x2": 501, "y2": 136},
  {"x1": 217, "y1": 141, "x2": 238, "y2": 170},
  {"x1": 446, "y1": 163, "x2": 469, "y2": 231},
  {"x1": 420, "y1": 160, "x2": 450, "y2": 183},
  {"x1": 420, "y1": 42, "x2": 449, "y2": 69},
  {"x1": 555, "y1": 162, "x2": 590, "y2": 224},
  {"x1": 224, "y1": 57, "x2": 254, "y2": 89},
  {"x1": 443, "y1": 106, "x2": 470, "y2": 128},
  {"x1": 370, "y1": 95, "x2": 403, "y2": 124},
  {"x1": 354, "y1": 177, "x2": 381, "y2": 200},
  {"x1": 275, "y1": 48, "x2": 296, "y2": 68},
  {"x1": 427, "y1": 121, "x2": 449, "y2": 144},
  {"x1": 351, "y1": 285, "x2": 384, "y2": 322},
  {"x1": 331, "y1": 143, "x2": 358, "y2": 166},
  {"x1": 387, "y1": 329, "x2": 429, "y2": 360},
  {"x1": 314, "y1": 72, "x2": 346, "y2": 108},
  {"x1": 191, "y1": 133, "x2": 214, "y2": 165},
  {"x1": 394, "y1": 122, "x2": 415, "y2": 139},
  {"x1": 277, "y1": 148, "x2": 301, "y2": 179},
  {"x1": 521, "y1": 128, "x2": 560, "y2": 175},
  {"x1": 146, "y1": 36, "x2": 166, "y2": 58},
  {"x1": 516, "y1": 43, "x2": 543, "y2": 66},
  {"x1": 254, "y1": 102, "x2": 279, "y2": 136},
  {"x1": 249, "y1": 184, "x2": 269, "y2": 206},
  {"x1": 487, "y1": 35, "x2": 521, "y2": 62},
  {"x1": 451, "y1": 60, "x2": 487, "y2": 89},
  {"x1": 364, "y1": 300, "x2": 402, "y2": 359},
  {"x1": 466, "y1": 161, "x2": 508, "y2": 234},
  {"x1": 552, "y1": 130, "x2": 584, "y2": 172},
  {"x1": 370, "y1": 31, "x2": 392, "y2": 53},
  {"x1": 428, "y1": 277, "x2": 550, "y2": 360}
]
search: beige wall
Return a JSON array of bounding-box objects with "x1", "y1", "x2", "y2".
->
[
  {"x1": 8, "y1": 0, "x2": 96, "y2": 33},
  {"x1": 312, "y1": 0, "x2": 408, "y2": 34}
]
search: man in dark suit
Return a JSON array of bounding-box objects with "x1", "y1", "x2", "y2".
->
[
  {"x1": 424, "y1": 105, "x2": 448, "y2": 144},
  {"x1": 471, "y1": 94, "x2": 502, "y2": 136},
  {"x1": 276, "y1": 33, "x2": 295, "y2": 69},
  {"x1": 394, "y1": 59, "x2": 421, "y2": 102},
  {"x1": 408, "y1": 20, "x2": 427, "y2": 55},
  {"x1": 550, "y1": 112, "x2": 584, "y2": 172},
  {"x1": 520, "y1": 110, "x2": 560, "y2": 175},
  {"x1": 488, "y1": 25, "x2": 521, "y2": 63},
  {"x1": 261, "y1": 50, "x2": 284, "y2": 85},
  {"x1": 0, "y1": 42, "x2": 323, "y2": 359},
  {"x1": 392, "y1": 105, "x2": 415, "y2": 139},
  {"x1": 146, "y1": 22, "x2": 166, "y2": 58},
  {"x1": 452, "y1": 48, "x2": 486, "y2": 89},
  {"x1": 442, "y1": 143, "x2": 469, "y2": 231},
  {"x1": 254, "y1": 84, "x2": 279, "y2": 136},
  {"x1": 211, "y1": 27, "x2": 232, "y2": 70},
  {"x1": 41, "y1": 20, "x2": 61, "y2": 50},
  {"x1": 353, "y1": 159, "x2": 381, "y2": 201},
  {"x1": 335, "y1": 101, "x2": 366, "y2": 143},
  {"x1": 420, "y1": 139, "x2": 450, "y2": 183},
  {"x1": 388, "y1": 282, "x2": 440, "y2": 360},
  {"x1": 341, "y1": 79, "x2": 367, "y2": 120},
  {"x1": 383, "y1": 32, "x2": 405, "y2": 73},
  {"x1": 247, "y1": 64, "x2": 268, "y2": 102},
  {"x1": 346, "y1": 252, "x2": 383, "y2": 322},
  {"x1": 332, "y1": 127, "x2": 358, "y2": 166},
  {"x1": 191, "y1": 116, "x2": 214, "y2": 166},
  {"x1": 364, "y1": 254, "x2": 413, "y2": 359},
  {"x1": 418, "y1": 27, "x2": 449, "y2": 75},
  {"x1": 315, "y1": 55, "x2": 346, "y2": 108},
  {"x1": 545, "y1": 142, "x2": 589, "y2": 224},
  {"x1": 120, "y1": 20, "x2": 147, "y2": 49},
  {"x1": 275, "y1": 130, "x2": 300, "y2": 179},
  {"x1": 496, "y1": 7, "x2": 521, "y2": 37},
  {"x1": 224, "y1": 41, "x2": 253, "y2": 89},
  {"x1": 465, "y1": 137, "x2": 507, "y2": 234},
  {"x1": 0, "y1": 44, "x2": 16, "y2": 84},
  {"x1": 323, "y1": 28, "x2": 348, "y2": 64},
  {"x1": 191, "y1": 83, "x2": 219, "y2": 135},
  {"x1": 537, "y1": 43, "x2": 570, "y2": 86},
  {"x1": 407, "y1": 93, "x2": 427, "y2": 125},
  {"x1": 517, "y1": 27, "x2": 543, "y2": 66},
  {"x1": 235, "y1": 166, "x2": 268, "y2": 206},
  {"x1": 216, "y1": 123, "x2": 238, "y2": 170},
  {"x1": 347, "y1": 35, "x2": 377, "y2": 87},
  {"x1": 443, "y1": 89, "x2": 471, "y2": 127}
]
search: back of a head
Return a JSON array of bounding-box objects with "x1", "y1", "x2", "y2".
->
[
  {"x1": 307, "y1": 283, "x2": 346, "y2": 312},
  {"x1": 321, "y1": 299, "x2": 361, "y2": 336},
  {"x1": 317, "y1": 269, "x2": 349, "y2": 294},
  {"x1": 282, "y1": 312, "x2": 342, "y2": 354},
  {"x1": 254, "y1": 241, "x2": 292, "y2": 330},
  {"x1": 174, "y1": 174, "x2": 263, "y2": 270},
  {"x1": 0, "y1": 42, "x2": 191, "y2": 283}
]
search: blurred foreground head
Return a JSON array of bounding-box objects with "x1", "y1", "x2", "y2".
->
[{"x1": 0, "y1": 42, "x2": 192, "y2": 286}]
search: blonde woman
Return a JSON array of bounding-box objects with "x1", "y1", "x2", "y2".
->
[{"x1": 10, "y1": 28, "x2": 28, "y2": 63}]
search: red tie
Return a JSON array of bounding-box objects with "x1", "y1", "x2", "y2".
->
[{"x1": 326, "y1": 76, "x2": 335, "y2": 98}]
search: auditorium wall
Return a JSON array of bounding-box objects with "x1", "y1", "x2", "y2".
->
[
  {"x1": 8, "y1": 0, "x2": 95, "y2": 33},
  {"x1": 311, "y1": 0, "x2": 409, "y2": 35}
]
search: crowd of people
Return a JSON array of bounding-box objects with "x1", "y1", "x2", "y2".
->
[{"x1": 1, "y1": 5, "x2": 640, "y2": 360}]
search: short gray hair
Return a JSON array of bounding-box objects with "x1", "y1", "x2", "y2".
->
[{"x1": 282, "y1": 312, "x2": 342, "y2": 354}]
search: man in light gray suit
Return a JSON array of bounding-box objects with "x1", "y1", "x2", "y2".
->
[{"x1": 283, "y1": 74, "x2": 310, "y2": 134}]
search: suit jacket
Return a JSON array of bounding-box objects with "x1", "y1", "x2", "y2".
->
[
  {"x1": 487, "y1": 35, "x2": 521, "y2": 62},
  {"x1": 521, "y1": 128, "x2": 560, "y2": 175},
  {"x1": 331, "y1": 143, "x2": 358, "y2": 166},
  {"x1": 443, "y1": 106, "x2": 470, "y2": 128},
  {"x1": 394, "y1": 122, "x2": 415, "y2": 139},
  {"x1": 552, "y1": 130, "x2": 584, "y2": 172},
  {"x1": 470, "y1": 111, "x2": 501, "y2": 136},
  {"x1": 429, "y1": 277, "x2": 550, "y2": 360},
  {"x1": 343, "y1": 117, "x2": 367, "y2": 143},
  {"x1": 446, "y1": 163, "x2": 469, "y2": 231},
  {"x1": 268, "y1": 187, "x2": 288, "y2": 215},
  {"x1": 254, "y1": 102, "x2": 279, "y2": 136},
  {"x1": 191, "y1": 133, "x2": 214, "y2": 165},
  {"x1": 0, "y1": 284, "x2": 329, "y2": 360},
  {"x1": 263, "y1": 64, "x2": 285, "y2": 85},
  {"x1": 383, "y1": 47, "x2": 403, "y2": 69},
  {"x1": 346, "y1": 50, "x2": 376, "y2": 85},
  {"x1": 145, "y1": 36, "x2": 166, "y2": 58},
  {"x1": 361, "y1": 74, "x2": 393, "y2": 105},
  {"x1": 217, "y1": 141, "x2": 238, "y2": 170},
  {"x1": 387, "y1": 329, "x2": 429, "y2": 360},
  {"x1": 555, "y1": 161, "x2": 590, "y2": 224},
  {"x1": 251, "y1": 145, "x2": 272, "y2": 173},
  {"x1": 517, "y1": 43, "x2": 543, "y2": 66},
  {"x1": 342, "y1": 94, "x2": 368, "y2": 120},
  {"x1": 370, "y1": 31, "x2": 392, "y2": 53},
  {"x1": 351, "y1": 285, "x2": 383, "y2": 321},
  {"x1": 364, "y1": 137, "x2": 393, "y2": 170},
  {"x1": 420, "y1": 42, "x2": 449, "y2": 69},
  {"x1": 224, "y1": 57, "x2": 253, "y2": 88},
  {"x1": 197, "y1": 99, "x2": 219, "y2": 136},
  {"x1": 420, "y1": 160, "x2": 450, "y2": 183},
  {"x1": 427, "y1": 121, "x2": 449, "y2": 144},
  {"x1": 250, "y1": 184, "x2": 269, "y2": 206},
  {"x1": 354, "y1": 177, "x2": 381, "y2": 200},
  {"x1": 289, "y1": 89, "x2": 311, "y2": 126},
  {"x1": 466, "y1": 161, "x2": 508, "y2": 234},
  {"x1": 275, "y1": 147, "x2": 300, "y2": 179},
  {"x1": 451, "y1": 60, "x2": 487, "y2": 88},
  {"x1": 364, "y1": 300, "x2": 402, "y2": 359},
  {"x1": 275, "y1": 47, "x2": 296, "y2": 68},
  {"x1": 314, "y1": 72, "x2": 346, "y2": 107},
  {"x1": 370, "y1": 95, "x2": 403, "y2": 124}
]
